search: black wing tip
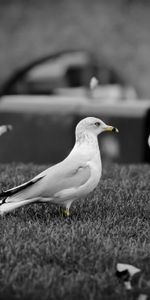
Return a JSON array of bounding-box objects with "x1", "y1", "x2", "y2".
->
[
  {"x1": 0, "y1": 175, "x2": 45, "y2": 198},
  {"x1": 0, "y1": 188, "x2": 7, "y2": 197},
  {"x1": 0, "y1": 190, "x2": 10, "y2": 198}
]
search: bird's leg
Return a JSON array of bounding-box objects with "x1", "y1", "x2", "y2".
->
[
  {"x1": 63, "y1": 208, "x2": 70, "y2": 217},
  {"x1": 58, "y1": 207, "x2": 70, "y2": 217}
]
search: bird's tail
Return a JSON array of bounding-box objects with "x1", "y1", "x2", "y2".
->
[{"x1": 0, "y1": 198, "x2": 37, "y2": 215}]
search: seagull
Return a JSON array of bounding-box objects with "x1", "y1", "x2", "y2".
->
[
  {"x1": 0, "y1": 117, "x2": 118, "y2": 216},
  {"x1": 0, "y1": 125, "x2": 12, "y2": 136},
  {"x1": 148, "y1": 134, "x2": 150, "y2": 148},
  {"x1": 90, "y1": 77, "x2": 99, "y2": 90}
]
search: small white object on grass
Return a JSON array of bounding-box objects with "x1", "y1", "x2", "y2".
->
[
  {"x1": 0, "y1": 117, "x2": 118, "y2": 216},
  {"x1": 116, "y1": 263, "x2": 141, "y2": 290},
  {"x1": 117, "y1": 263, "x2": 141, "y2": 277},
  {"x1": 0, "y1": 125, "x2": 12, "y2": 136},
  {"x1": 90, "y1": 77, "x2": 99, "y2": 90}
]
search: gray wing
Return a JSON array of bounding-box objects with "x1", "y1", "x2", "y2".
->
[
  {"x1": 0, "y1": 174, "x2": 45, "y2": 198},
  {"x1": 0, "y1": 157, "x2": 91, "y2": 203},
  {"x1": 36, "y1": 162, "x2": 91, "y2": 199}
]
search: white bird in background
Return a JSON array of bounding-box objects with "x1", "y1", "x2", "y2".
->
[
  {"x1": 90, "y1": 76, "x2": 99, "y2": 90},
  {"x1": 0, "y1": 117, "x2": 118, "y2": 216},
  {"x1": 0, "y1": 124, "x2": 12, "y2": 136},
  {"x1": 148, "y1": 134, "x2": 150, "y2": 148}
]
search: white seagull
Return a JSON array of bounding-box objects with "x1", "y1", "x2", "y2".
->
[
  {"x1": 0, "y1": 124, "x2": 12, "y2": 136},
  {"x1": 148, "y1": 134, "x2": 150, "y2": 148},
  {"x1": 0, "y1": 117, "x2": 118, "y2": 216}
]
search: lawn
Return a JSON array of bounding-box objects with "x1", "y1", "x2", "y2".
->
[{"x1": 0, "y1": 162, "x2": 150, "y2": 300}]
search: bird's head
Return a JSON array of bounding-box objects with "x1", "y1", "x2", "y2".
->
[{"x1": 76, "y1": 117, "x2": 119, "y2": 139}]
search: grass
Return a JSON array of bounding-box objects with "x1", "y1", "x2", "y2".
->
[
  {"x1": 0, "y1": 162, "x2": 150, "y2": 299},
  {"x1": 0, "y1": 0, "x2": 150, "y2": 97}
]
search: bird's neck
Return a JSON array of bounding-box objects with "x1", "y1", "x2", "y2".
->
[
  {"x1": 73, "y1": 131, "x2": 101, "y2": 167},
  {"x1": 68, "y1": 131, "x2": 101, "y2": 168},
  {"x1": 75, "y1": 131, "x2": 99, "y2": 149}
]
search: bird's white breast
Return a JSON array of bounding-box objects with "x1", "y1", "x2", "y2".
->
[{"x1": 75, "y1": 141, "x2": 102, "y2": 195}]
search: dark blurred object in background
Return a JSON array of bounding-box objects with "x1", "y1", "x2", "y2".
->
[
  {"x1": 0, "y1": 95, "x2": 149, "y2": 164},
  {"x1": 1, "y1": 50, "x2": 96, "y2": 95},
  {"x1": 0, "y1": 49, "x2": 148, "y2": 165},
  {"x1": 0, "y1": 49, "x2": 136, "y2": 101}
]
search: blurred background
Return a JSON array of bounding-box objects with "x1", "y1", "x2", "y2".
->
[{"x1": 0, "y1": 0, "x2": 150, "y2": 164}]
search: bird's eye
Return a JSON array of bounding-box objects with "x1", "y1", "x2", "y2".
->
[{"x1": 95, "y1": 122, "x2": 100, "y2": 127}]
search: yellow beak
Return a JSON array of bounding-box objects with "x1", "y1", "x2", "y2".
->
[{"x1": 105, "y1": 126, "x2": 119, "y2": 133}]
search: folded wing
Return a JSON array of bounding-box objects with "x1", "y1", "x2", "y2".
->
[{"x1": 0, "y1": 159, "x2": 91, "y2": 205}]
